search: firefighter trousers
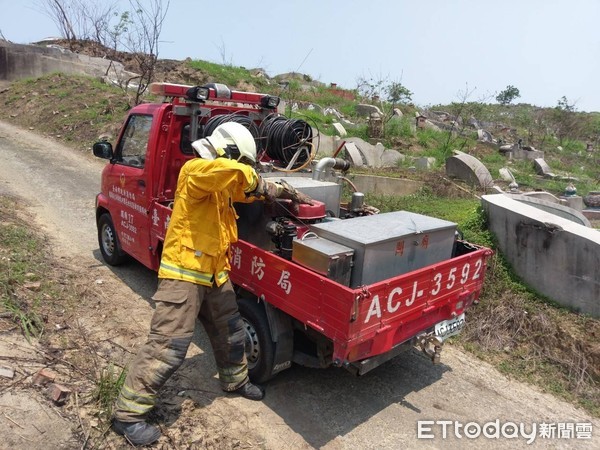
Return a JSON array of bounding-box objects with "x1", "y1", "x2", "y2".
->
[{"x1": 113, "y1": 278, "x2": 248, "y2": 422}]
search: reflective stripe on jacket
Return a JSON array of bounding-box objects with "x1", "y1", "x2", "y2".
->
[{"x1": 158, "y1": 157, "x2": 259, "y2": 286}]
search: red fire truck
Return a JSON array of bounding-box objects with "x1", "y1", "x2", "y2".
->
[{"x1": 93, "y1": 82, "x2": 493, "y2": 382}]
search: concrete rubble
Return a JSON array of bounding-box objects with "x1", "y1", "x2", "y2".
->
[
  {"x1": 0, "y1": 365, "x2": 15, "y2": 379},
  {"x1": 32, "y1": 368, "x2": 57, "y2": 386},
  {"x1": 340, "y1": 137, "x2": 405, "y2": 169},
  {"x1": 47, "y1": 383, "x2": 71, "y2": 405}
]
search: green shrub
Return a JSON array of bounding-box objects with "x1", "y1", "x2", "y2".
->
[{"x1": 385, "y1": 117, "x2": 414, "y2": 139}]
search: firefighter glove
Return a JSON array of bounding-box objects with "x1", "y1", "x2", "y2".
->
[
  {"x1": 252, "y1": 177, "x2": 280, "y2": 203},
  {"x1": 278, "y1": 180, "x2": 314, "y2": 205}
]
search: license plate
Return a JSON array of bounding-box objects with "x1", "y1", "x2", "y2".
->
[{"x1": 435, "y1": 313, "x2": 466, "y2": 341}]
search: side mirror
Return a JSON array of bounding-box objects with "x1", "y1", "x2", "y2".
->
[{"x1": 93, "y1": 141, "x2": 114, "y2": 160}]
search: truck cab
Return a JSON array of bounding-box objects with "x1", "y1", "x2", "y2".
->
[{"x1": 94, "y1": 83, "x2": 280, "y2": 269}]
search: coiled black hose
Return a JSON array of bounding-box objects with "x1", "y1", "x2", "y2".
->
[
  {"x1": 259, "y1": 114, "x2": 313, "y2": 168},
  {"x1": 202, "y1": 113, "x2": 261, "y2": 146}
]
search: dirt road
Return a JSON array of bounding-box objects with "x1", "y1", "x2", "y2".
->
[{"x1": 0, "y1": 120, "x2": 598, "y2": 449}]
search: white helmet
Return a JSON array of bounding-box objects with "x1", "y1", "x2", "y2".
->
[{"x1": 205, "y1": 121, "x2": 257, "y2": 163}]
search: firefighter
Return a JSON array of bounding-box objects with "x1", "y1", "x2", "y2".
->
[{"x1": 112, "y1": 122, "x2": 313, "y2": 446}]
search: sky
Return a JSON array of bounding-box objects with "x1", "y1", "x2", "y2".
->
[{"x1": 1, "y1": 0, "x2": 599, "y2": 112}]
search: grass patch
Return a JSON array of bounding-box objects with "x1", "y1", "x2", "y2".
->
[
  {"x1": 366, "y1": 189, "x2": 478, "y2": 224},
  {"x1": 1, "y1": 299, "x2": 44, "y2": 342},
  {"x1": 385, "y1": 117, "x2": 414, "y2": 140},
  {"x1": 0, "y1": 73, "x2": 129, "y2": 147},
  {"x1": 187, "y1": 59, "x2": 269, "y2": 90},
  {"x1": 93, "y1": 363, "x2": 127, "y2": 420},
  {"x1": 0, "y1": 197, "x2": 48, "y2": 341}
]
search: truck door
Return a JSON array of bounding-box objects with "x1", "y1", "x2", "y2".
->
[{"x1": 105, "y1": 114, "x2": 153, "y2": 265}]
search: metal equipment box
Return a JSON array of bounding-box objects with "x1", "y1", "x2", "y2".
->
[
  {"x1": 292, "y1": 235, "x2": 354, "y2": 286},
  {"x1": 310, "y1": 211, "x2": 457, "y2": 287},
  {"x1": 263, "y1": 176, "x2": 342, "y2": 217}
]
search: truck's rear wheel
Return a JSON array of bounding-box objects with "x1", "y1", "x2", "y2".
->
[
  {"x1": 98, "y1": 213, "x2": 127, "y2": 266},
  {"x1": 237, "y1": 297, "x2": 276, "y2": 383}
]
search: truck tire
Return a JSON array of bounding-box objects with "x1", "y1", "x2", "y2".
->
[
  {"x1": 98, "y1": 213, "x2": 128, "y2": 266},
  {"x1": 237, "y1": 297, "x2": 276, "y2": 383}
]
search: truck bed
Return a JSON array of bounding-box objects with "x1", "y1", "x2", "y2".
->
[{"x1": 230, "y1": 238, "x2": 492, "y2": 366}]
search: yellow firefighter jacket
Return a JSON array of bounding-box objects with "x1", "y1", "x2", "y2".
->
[{"x1": 158, "y1": 157, "x2": 259, "y2": 286}]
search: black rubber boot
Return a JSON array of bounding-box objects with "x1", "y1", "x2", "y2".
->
[
  {"x1": 112, "y1": 419, "x2": 161, "y2": 446},
  {"x1": 228, "y1": 381, "x2": 265, "y2": 400}
]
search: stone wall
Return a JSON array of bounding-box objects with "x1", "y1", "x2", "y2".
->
[
  {"x1": 347, "y1": 174, "x2": 422, "y2": 197},
  {"x1": 0, "y1": 40, "x2": 133, "y2": 82}
]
